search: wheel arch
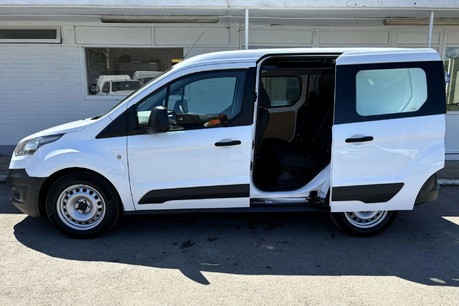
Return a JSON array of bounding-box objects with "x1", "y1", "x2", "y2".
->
[{"x1": 38, "y1": 168, "x2": 124, "y2": 217}]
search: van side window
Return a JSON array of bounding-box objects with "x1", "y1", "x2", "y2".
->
[
  {"x1": 169, "y1": 76, "x2": 238, "y2": 123},
  {"x1": 356, "y1": 68, "x2": 427, "y2": 116},
  {"x1": 136, "y1": 87, "x2": 167, "y2": 128},
  {"x1": 261, "y1": 76, "x2": 301, "y2": 107},
  {"x1": 135, "y1": 70, "x2": 246, "y2": 131},
  {"x1": 102, "y1": 82, "x2": 110, "y2": 94}
]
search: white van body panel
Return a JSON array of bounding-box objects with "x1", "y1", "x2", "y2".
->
[
  {"x1": 331, "y1": 49, "x2": 445, "y2": 212},
  {"x1": 127, "y1": 61, "x2": 256, "y2": 210},
  {"x1": 9, "y1": 112, "x2": 137, "y2": 212},
  {"x1": 129, "y1": 126, "x2": 252, "y2": 210},
  {"x1": 336, "y1": 48, "x2": 440, "y2": 65},
  {"x1": 18, "y1": 118, "x2": 94, "y2": 141},
  {"x1": 330, "y1": 115, "x2": 445, "y2": 212}
]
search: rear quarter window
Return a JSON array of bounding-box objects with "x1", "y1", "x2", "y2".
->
[
  {"x1": 356, "y1": 68, "x2": 427, "y2": 116},
  {"x1": 334, "y1": 61, "x2": 446, "y2": 124}
]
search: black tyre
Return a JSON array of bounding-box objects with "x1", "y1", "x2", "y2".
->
[
  {"x1": 330, "y1": 210, "x2": 398, "y2": 237},
  {"x1": 46, "y1": 172, "x2": 121, "y2": 238}
]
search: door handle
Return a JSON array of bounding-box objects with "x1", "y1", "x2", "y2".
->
[
  {"x1": 345, "y1": 136, "x2": 374, "y2": 143},
  {"x1": 215, "y1": 140, "x2": 241, "y2": 147}
]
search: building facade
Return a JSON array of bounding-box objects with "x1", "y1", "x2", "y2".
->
[{"x1": 1, "y1": 0, "x2": 459, "y2": 158}]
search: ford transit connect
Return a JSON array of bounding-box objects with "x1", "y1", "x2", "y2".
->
[{"x1": 7, "y1": 48, "x2": 446, "y2": 237}]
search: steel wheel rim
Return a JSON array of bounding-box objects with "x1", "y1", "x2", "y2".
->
[
  {"x1": 344, "y1": 211, "x2": 388, "y2": 229},
  {"x1": 56, "y1": 184, "x2": 106, "y2": 230}
]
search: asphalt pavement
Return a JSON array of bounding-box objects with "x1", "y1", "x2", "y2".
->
[{"x1": 0, "y1": 183, "x2": 458, "y2": 305}]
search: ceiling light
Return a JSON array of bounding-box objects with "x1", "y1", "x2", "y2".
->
[{"x1": 383, "y1": 17, "x2": 459, "y2": 26}]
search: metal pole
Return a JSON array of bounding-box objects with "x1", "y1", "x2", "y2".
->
[
  {"x1": 245, "y1": 9, "x2": 249, "y2": 50},
  {"x1": 428, "y1": 11, "x2": 434, "y2": 48}
]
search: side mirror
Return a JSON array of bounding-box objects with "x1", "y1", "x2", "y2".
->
[{"x1": 148, "y1": 106, "x2": 169, "y2": 133}]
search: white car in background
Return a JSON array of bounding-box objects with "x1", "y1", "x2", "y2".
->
[
  {"x1": 133, "y1": 71, "x2": 163, "y2": 85},
  {"x1": 96, "y1": 75, "x2": 142, "y2": 95}
]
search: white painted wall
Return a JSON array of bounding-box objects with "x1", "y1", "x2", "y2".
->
[{"x1": 0, "y1": 45, "x2": 116, "y2": 145}]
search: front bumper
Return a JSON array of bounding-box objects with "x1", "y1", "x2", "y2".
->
[{"x1": 7, "y1": 169, "x2": 46, "y2": 217}]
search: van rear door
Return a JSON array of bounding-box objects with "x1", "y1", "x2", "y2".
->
[{"x1": 330, "y1": 49, "x2": 446, "y2": 212}]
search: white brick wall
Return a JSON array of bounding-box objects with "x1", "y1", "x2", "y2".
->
[{"x1": 0, "y1": 45, "x2": 116, "y2": 145}]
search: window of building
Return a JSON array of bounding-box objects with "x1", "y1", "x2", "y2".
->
[
  {"x1": 0, "y1": 28, "x2": 60, "y2": 43},
  {"x1": 85, "y1": 47, "x2": 183, "y2": 96},
  {"x1": 261, "y1": 76, "x2": 301, "y2": 107},
  {"x1": 356, "y1": 68, "x2": 427, "y2": 116},
  {"x1": 445, "y1": 47, "x2": 459, "y2": 111}
]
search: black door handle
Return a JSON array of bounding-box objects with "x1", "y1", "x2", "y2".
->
[
  {"x1": 345, "y1": 136, "x2": 374, "y2": 143},
  {"x1": 215, "y1": 140, "x2": 241, "y2": 147}
]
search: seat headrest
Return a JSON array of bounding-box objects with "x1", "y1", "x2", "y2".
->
[{"x1": 258, "y1": 88, "x2": 271, "y2": 108}]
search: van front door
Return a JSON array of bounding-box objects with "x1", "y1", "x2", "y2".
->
[
  {"x1": 331, "y1": 50, "x2": 446, "y2": 212},
  {"x1": 127, "y1": 68, "x2": 256, "y2": 211}
]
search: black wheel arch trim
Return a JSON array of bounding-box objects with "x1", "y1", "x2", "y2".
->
[{"x1": 415, "y1": 174, "x2": 440, "y2": 205}]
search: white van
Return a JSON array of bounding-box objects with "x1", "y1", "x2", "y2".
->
[
  {"x1": 96, "y1": 75, "x2": 142, "y2": 95},
  {"x1": 132, "y1": 71, "x2": 163, "y2": 85},
  {"x1": 7, "y1": 48, "x2": 446, "y2": 238}
]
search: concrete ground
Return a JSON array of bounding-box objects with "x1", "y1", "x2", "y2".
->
[{"x1": 0, "y1": 183, "x2": 458, "y2": 305}]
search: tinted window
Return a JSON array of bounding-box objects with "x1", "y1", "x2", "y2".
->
[
  {"x1": 170, "y1": 77, "x2": 237, "y2": 115},
  {"x1": 102, "y1": 82, "x2": 110, "y2": 94},
  {"x1": 334, "y1": 61, "x2": 446, "y2": 124},
  {"x1": 356, "y1": 68, "x2": 427, "y2": 116},
  {"x1": 136, "y1": 87, "x2": 168, "y2": 127},
  {"x1": 135, "y1": 70, "x2": 246, "y2": 130}
]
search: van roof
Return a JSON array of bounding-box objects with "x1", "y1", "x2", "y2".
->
[{"x1": 174, "y1": 48, "x2": 440, "y2": 70}]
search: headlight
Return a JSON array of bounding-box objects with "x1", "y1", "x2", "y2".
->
[{"x1": 14, "y1": 134, "x2": 64, "y2": 156}]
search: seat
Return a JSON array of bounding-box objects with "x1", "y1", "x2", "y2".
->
[
  {"x1": 255, "y1": 87, "x2": 271, "y2": 148},
  {"x1": 254, "y1": 87, "x2": 282, "y2": 189},
  {"x1": 266, "y1": 73, "x2": 335, "y2": 186},
  {"x1": 173, "y1": 99, "x2": 188, "y2": 114}
]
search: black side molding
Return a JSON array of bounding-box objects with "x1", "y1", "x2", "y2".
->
[
  {"x1": 332, "y1": 183, "x2": 404, "y2": 204},
  {"x1": 139, "y1": 184, "x2": 249, "y2": 204}
]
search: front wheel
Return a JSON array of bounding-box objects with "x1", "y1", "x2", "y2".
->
[
  {"x1": 330, "y1": 210, "x2": 397, "y2": 237},
  {"x1": 46, "y1": 173, "x2": 121, "y2": 238}
]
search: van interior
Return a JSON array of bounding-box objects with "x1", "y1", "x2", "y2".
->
[{"x1": 253, "y1": 56, "x2": 337, "y2": 191}]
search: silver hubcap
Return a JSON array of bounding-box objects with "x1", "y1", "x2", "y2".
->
[
  {"x1": 344, "y1": 211, "x2": 388, "y2": 229},
  {"x1": 56, "y1": 184, "x2": 106, "y2": 230}
]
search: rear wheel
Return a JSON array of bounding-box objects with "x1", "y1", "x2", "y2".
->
[
  {"x1": 46, "y1": 173, "x2": 121, "y2": 238},
  {"x1": 330, "y1": 210, "x2": 397, "y2": 237}
]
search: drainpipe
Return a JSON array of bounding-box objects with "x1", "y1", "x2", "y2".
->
[
  {"x1": 428, "y1": 11, "x2": 434, "y2": 48},
  {"x1": 245, "y1": 9, "x2": 249, "y2": 50}
]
